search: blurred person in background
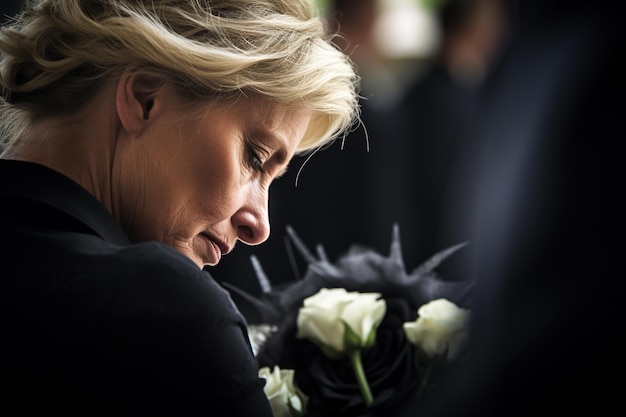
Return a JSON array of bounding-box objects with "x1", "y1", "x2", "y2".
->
[
  {"x1": 414, "y1": 0, "x2": 625, "y2": 414},
  {"x1": 387, "y1": 0, "x2": 510, "y2": 276}
]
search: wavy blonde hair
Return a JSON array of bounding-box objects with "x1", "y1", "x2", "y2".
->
[{"x1": 0, "y1": 0, "x2": 360, "y2": 152}]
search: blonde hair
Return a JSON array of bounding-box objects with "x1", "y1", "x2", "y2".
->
[{"x1": 0, "y1": 0, "x2": 360, "y2": 152}]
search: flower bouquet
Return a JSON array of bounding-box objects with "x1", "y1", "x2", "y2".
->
[{"x1": 224, "y1": 224, "x2": 472, "y2": 417}]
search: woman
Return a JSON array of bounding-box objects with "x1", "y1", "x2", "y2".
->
[{"x1": 0, "y1": 0, "x2": 359, "y2": 415}]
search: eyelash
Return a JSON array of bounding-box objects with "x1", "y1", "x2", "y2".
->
[{"x1": 246, "y1": 141, "x2": 266, "y2": 173}]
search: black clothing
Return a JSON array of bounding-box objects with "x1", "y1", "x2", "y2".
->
[
  {"x1": 0, "y1": 160, "x2": 272, "y2": 417},
  {"x1": 393, "y1": 65, "x2": 480, "y2": 276},
  {"x1": 416, "y1": 2, "x2": 625, "y2": 415}
]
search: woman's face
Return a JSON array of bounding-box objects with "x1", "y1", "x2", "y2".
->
[{"x1": 114, "y1": 91, "x2": 312, "y2": 268}]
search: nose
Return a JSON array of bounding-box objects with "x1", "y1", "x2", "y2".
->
[{"x1": 232, "y1": 186, "x2": 270, "y2": 246}]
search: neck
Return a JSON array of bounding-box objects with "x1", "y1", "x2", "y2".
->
[{"x1": 1, "y1": 84, "x2": 121, "y2": 213}]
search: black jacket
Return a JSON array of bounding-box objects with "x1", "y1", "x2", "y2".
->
[{"x1": 0, "y1": 159, "x2": 272, "y2": 416}]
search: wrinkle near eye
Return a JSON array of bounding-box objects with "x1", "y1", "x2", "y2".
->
[
  {"x1": 243, "y1": 136, "x2": 267, "y2": 173},
  {"x1": 262, "y1": 144, "x2": 290, "y2": 179}
]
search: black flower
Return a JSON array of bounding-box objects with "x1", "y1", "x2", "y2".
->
[{"x1": 224, "y1": 224, "x2": 472, "y2": 417}]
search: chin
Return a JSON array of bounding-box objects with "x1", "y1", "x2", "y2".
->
[{"x1": 203, "y1": 259, "x2": 219, "y2": 268}]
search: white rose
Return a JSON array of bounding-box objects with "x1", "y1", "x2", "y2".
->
[
  {"x1": 403, "y1": 298, "x2": 470, "y2": 360},
  {"x1": 259, "y1": 366, "x2": 307, "y2": 417},
  {"x1": 296, "y1": 287, "x2": 386, "y2": 356}
]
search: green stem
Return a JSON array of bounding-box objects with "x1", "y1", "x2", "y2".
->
[
  {"x1": 349, "y1": 350, "x2": 374, "y2": 406},
  {"x1": 416, "y1": 359, "x2": 435, "y2": 401}
]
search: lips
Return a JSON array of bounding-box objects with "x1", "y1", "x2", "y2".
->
[
  {"x1": 214, "y1": 239, "x2": 231, "y2": 257},
  {"x1": 200, "y1": 232, "x2": 230, "y2": 264}
]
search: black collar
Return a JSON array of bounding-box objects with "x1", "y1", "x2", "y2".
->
[{"x1": 0, "y1": 159, "x2": 130, "y2": 246}]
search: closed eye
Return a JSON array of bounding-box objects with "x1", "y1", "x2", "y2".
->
[{"x1": 245, "y1": 141, "x2": 266, "y2": 173}]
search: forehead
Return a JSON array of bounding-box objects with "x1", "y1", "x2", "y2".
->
[
  {"x1": 229, "y1": 98, "x2": 311, "y2": 141},
  {"x1": 254, "y1": 102, "x2": 313, "y2": 151},
  {"x1": 179, "y1": 92, "x2": 313, "y2": 149},
  {"x1": 234, "y1": 97, "x2": 303, "y2": 121},
  {"x1": 191, "y1": 95, "x2": 303, "y2": 123}
]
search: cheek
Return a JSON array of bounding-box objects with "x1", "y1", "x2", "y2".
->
[
  {"x1": 158, "y1": 117, "x2": 249, "y2": 227},
  {"x1": 186, "y1": 150, "x2": 245, "y2": 221}
]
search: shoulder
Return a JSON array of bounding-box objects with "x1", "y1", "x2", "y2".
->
[
  {"x1": 5, "y1": 238, "x2": 267, "y2": 413},
  {"x1": 71, "y1": 238, "x2": 247, "y2": 333},
  {"x1": 111, "y1": 241, "x2": 246, "y2": 333},
  {"x1": 6, "y1": 233, "x2": 256, "y2": 374},
  {"x1": 95, "y1": 244, "x2": 265, "y2": 410}
]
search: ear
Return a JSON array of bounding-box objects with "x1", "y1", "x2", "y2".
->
[{"x1": 115, "y1": 67, "x2": 164, "y2": 134}]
